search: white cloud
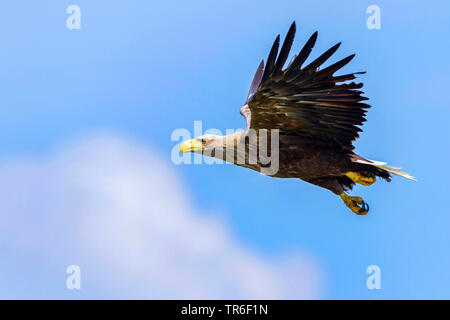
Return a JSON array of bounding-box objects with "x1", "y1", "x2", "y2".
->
[{"x1": 0, "y1": 134, "x2": 322, "y2": 299}]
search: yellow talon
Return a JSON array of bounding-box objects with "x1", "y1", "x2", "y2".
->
[
  {"x1": 346, "y1": 171, "x2": 376, "y2": 186},
  {"x1": 340, "y1": 192, "x2": 369, "y2": 215}
]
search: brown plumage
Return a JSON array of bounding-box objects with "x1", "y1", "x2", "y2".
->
[{"x1": 180, "y1": 21, "x2": 415, "y2": 215}]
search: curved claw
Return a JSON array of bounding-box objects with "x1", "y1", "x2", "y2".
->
[
  {"x1": 366, "y1": 172, "x2": 375, "y2": 179},
  {"x1": 358, "y1": 201, "x2": 369, "y2": 215},
  {"x1": 340, "y1": 192, "x2": 370, "y2": 215}
]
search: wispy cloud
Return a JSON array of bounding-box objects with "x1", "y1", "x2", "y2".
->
[{"x1": 0, "y1": 134, "x2": 322, "y2": 299}]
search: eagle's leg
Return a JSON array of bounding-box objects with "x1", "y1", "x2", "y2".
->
[
  {"x1": 339, "y1": 192, "x2": 369, "y2": 215},
  {"x1": 345, "y1": 171, "x2": 376, "y2": 186},
  {"x1": 306, "y1": 177, "x2": 369, "y2": 215}
]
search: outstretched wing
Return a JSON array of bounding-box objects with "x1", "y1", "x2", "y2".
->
[{"x1": 241, "y1": 22, "x2": 370, "y2": 151}]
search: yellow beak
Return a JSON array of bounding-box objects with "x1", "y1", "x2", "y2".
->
[{"x1": 180, "y1": 139, "x2": 204, "y2": 154}]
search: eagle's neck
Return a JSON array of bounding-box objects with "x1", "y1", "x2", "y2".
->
[
  {"x1": 210, "y1": 130, "x2": 279, "y2": 176},
  {"x1": 210, "y1": 132, "x2": 244, "y2": 164}
]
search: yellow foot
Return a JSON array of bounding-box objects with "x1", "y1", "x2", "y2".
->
[
  {"x1": 346, "y1": 171, "x2": 376, "y2": 186},
  {"x1": 340, "y1": 192, "x2": 369, "y2": 215}
]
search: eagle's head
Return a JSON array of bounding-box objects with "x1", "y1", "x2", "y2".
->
[{"x1": 180, "y1": 134, "x2": 222, "y2": 155}]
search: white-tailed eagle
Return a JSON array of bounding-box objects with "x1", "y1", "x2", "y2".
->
[{"x1": 180, "y1": 22, "x2": 415, "y2": 215}]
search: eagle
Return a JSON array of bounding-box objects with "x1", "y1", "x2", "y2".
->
[{"x1": 180, "y1": 22, "x2": 415, "y2": 215}]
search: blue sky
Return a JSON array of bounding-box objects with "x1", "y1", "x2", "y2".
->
[{"x1": 0, "y1": 0, "x2": 449, "y2": 299}]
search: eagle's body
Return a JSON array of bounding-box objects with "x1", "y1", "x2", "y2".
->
[
  {"x1": 209, "y1": 130, "x2": 389, "y2": 194},
  {"x1": 180, "y1": 22, "x2": 415, "y2": 215}
]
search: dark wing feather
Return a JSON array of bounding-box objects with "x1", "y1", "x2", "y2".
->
[
  {"x1": 245, "y1": 60, "x2": 264, "y2": 103},
  {"x1": 286, "y1": 54, "x2": 297, "y2": 69},
  {"x1": 260, "y1": 35, "x2": 280, "y2": 83},
  {"x1": 271, "y1": 22, "x2": 296, "y2": 81},
  {"x1": 287, "y1": 42, "x2": 341, "y2": 83},
  {"x1": 284, "y1": 31, "x2": 317, "y2": 79},
  {"x1": 242, "y1": 22, "x2": 370, "y2": 152}
]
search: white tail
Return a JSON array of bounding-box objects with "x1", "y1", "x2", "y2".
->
[{"x1": 354, "y1": 159, "x2": 417, "y2": 181}]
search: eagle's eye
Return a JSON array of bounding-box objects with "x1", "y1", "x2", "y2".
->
[{"x1": 201, "y1": 138, "x2": 207, "y2": 144}]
